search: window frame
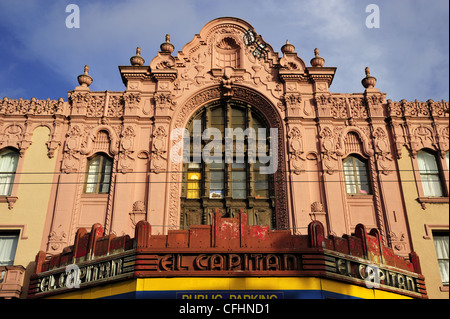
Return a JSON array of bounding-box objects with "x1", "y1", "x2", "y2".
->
[
  {"x1": 0, "y1": 148, "x2": 21, "y2": 209},
  {"x1": 0, "y1": 230, "x2": 20, "y2": 266},
  {"x1": 180, "y1": 100, "x2": 275, "y2": 228},
  {"x1": 0, "y1": 148, "x2": 20, "y2": 197},
  {"x1": 413, "y1": 149, "x2": 449, "y2": 205},
  {"x1": 182, "y1": 101, "x2": 273, "y2": 201},
  {"x1": 342, "y1": 154, "x2": 372, "y2": 196},
  {"x1": 432, "y1": 231, "x2": 449, "y2": 290},
  {"x1": 84, "y1": 153, "x2": 113, "y2": 194}
]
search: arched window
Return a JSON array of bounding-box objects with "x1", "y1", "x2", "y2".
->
[
  {"x1": 0, "y1": 149, "x2": 20, "y2": 196},
  {"x1": 181, "y1": 100, "x2": 274, "y2": 228},
  {"x1": 343, "y1": 155, "x2": 371, "y2": 195},
  {"x1": 85, "y1": 154, "x2": 113, "y2": 194},
  {"x1": 417, "y1": 150, "x2": 444, "y2": 197}
]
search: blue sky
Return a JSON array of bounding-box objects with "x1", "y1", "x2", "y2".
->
[{"x1": 0, "y1": 0, "x2": 448, "y2": 102}]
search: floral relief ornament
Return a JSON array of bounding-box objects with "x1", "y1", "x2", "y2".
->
[
  {"x1": 319, "y1": 126, "x2": 341, "y2": 174},
  {"x1": 288, "y1": 126, "x2": 306, "y2": 173},
  {"x1": 151, "y1": 126, "x2": 168, "y2": 172},
  {"x1": 373, "y1": 127, "x2": 393, "y2": 174},
  {"x1": 118, "y1": 126, "x2": 136, "y2": 173}
]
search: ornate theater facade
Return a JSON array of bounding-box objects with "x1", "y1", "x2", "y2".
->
[{"x1": 0, "y1": 17, "x2": 448, "y2": 299}]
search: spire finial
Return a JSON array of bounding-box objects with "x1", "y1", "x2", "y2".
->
[
  {"x1": 130, "y1": 47, "x2": 145, "y2": 66},
  {"x1": 310, "y1": 48, "x2": 325, "y2": 67},
  {"x1": 77, "y1": 65, "x2": 93, "y2": 88},
  {"x1": 160, "y1": 34, "x2": 174, "y2": 53},
  {"x1": 361, "y1": 66, "x2": 377, "y2": 89},
  {"x1": 281, "y1": 40, "x2": 295, "y2": 54}
]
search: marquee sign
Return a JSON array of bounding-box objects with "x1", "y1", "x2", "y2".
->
[
  {"x1": 31, "y1": 251, "x2": 135, "y2": 295},
  {"x1": 28, "y1": 214, "x2": 427, "y2": 299}
]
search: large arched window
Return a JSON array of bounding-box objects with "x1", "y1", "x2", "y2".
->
[
  {"x1": 85, "y1": 153, "x2": 113, "y2": 194},
  {"x1": 417, "y1": 150, "x2": 444, "y2": 197},
  {"x1": 0, "y1": 149, "x2": 20, "y2": 196},
  {"x1": 343, "y1": 155, "x2": 371, "y2": 195},
  {"x1": 181, "y1": 100, "x2": 274, "y2": 228}
]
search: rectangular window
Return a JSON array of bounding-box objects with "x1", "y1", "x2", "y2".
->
[
  {"x1": 85, "y1": 155, "x2": 113, "y2": 194},
  {"x1": 232, "y1": 162, "x2": 247, "y2": 199},
  {"x1": 0, "y1": 150, "x2": 20, "y2": 196},
  {"x1": 209, "y1": 160, "x2": 224, "y2": 199},
  {"x1": 187, "y1": 162, "x2": 202, "y2": 199},
  {"x1": 254, "y1": 161, "x2": 269, "y2": 198},
  {"x1": 417, "y1": 151, "x2": 444, "y2": 197},
  {"x1": 343, "y1": 156, "x2": 371, "y2": 195},
  {"x1": 0, "y1": 231, "x2": 19, "y2": 266},
  {"x1": 433, "y1": 233, "x2": 449, "y2": 285}
]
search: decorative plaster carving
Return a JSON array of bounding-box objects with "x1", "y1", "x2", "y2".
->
[
  {"x1": 0, "y1": 97, "x2": 64, "y2": 115},
  {"x1": 130, "y1": 201, "x2": 146, "y2": 228},
  {"x1": 151, "y1": 125, "x2": 168, "y2": 173},
  {"x1": 410, "y1": 124, "x2": 436, "y2": 155},
  {"x1": 319, "y1": 126, "x2": 340, "y2": 174},
  {"x1": 287, "y1": 126, "x2": 305, "y2": 174},
  {"x1": 373, "y1": 127, "x2": 394, "y2": 175},
  {"x1": 48, "y1": 229, "x2": 67, "y2": 252},
  {"x1": 118, "y1": 126, "x2": 135, "y2": 173},
  {"x1": 154, "y1": 92, "x2": 177, "y2": 111},
  {"x1": 61, "y1": 125, "x2": 83, "y2": 173}
]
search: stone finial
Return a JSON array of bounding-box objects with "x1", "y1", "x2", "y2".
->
[
  {"x1": 310, "y1": 48, "x2": 325, "y2": 67},
  {"x1": 361, "y1": 66, "x2": 377, "y2": 89},
  {"x1": 130, "y1": 46, "x2": 145, "y2": 66},
  {"x1": 281, "y1": 40, "x2": 295, "y2": 54},
  {"x1": 160, "y1": 33, "x2": 174, "y2": 54},
  {"x1": 77, "y1": 64, "x2": 93, "y2": 87}
]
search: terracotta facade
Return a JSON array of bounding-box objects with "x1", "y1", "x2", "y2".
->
[{"x1": 0, "y1": 17, "x2": 448, "y2": 299}]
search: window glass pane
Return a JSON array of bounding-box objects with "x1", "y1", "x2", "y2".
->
[
  {"x1": 0, "y1": 150, "x2": 19, "y2": 196},
  {"x1": 188, "y1": 162, "x2": 201, "y2": 169},
  {"x1": 0, "y1": 232, "x2": 19, "y2": 266},
  {"x1": 232, "y1": 170, "x2": 246, "y2": 199},
  {"x1": 343, "y1": 156, "x2": 370, "y2": 194},
  {"x1": 86, "y1": 155, "x2": 113, "y2": 194},
  {"x1": 231, "y1": 108, "x2": 245, "y2": 129},
  {"x1": 418, "y1": 151, "x2": 443, "y2": 197},
  {"x1": 209, "y1": 170, "x2": 224, "y2": 199},
  {"x1": 434, "y1": 234, "x2": 449, "y2": 285},
  {"x1": 187, "y1": 172, "x2": 201, "y2": 199},
  {"x1": 422, "y1": 174, "x2": 443, "y2": 197},
  {"x1": 254, "y1": 161, "x2": 269, "y2": 198},
  {"x1": 86, "y1": 156, "x2": 100, "y2": 193},
  {"x1": 418, "y1": 151, "x2": 439, "y2": 173},
  {"x1": 211, "y1": 107, "x2": 224, "y2": 134},
  {"x1": 343, "y1": 158, "x2": 356, "y2": 194},
  {"x1": 99, "y1": 157, "x2": 113, "y2": 193},
  {"x1": 232, "y1": 162, "x2": 245, "y2": 169},
  {"x1": 210, "y1": 159, "x2": 223, "y2": 169}
]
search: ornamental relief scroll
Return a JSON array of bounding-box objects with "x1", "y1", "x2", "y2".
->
[
  {"x1": 318, "y1": 126, "x2": 342, "y2": 174},
  {"x1": 372, "y1": 127, "x2": 394, "y2": 175},
  {"x1": 150, "y1": 125, "x2": 168, "y2": 173},
  {"x1": 287, "y1": 126, "x2": 305, "y2": 174}
]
